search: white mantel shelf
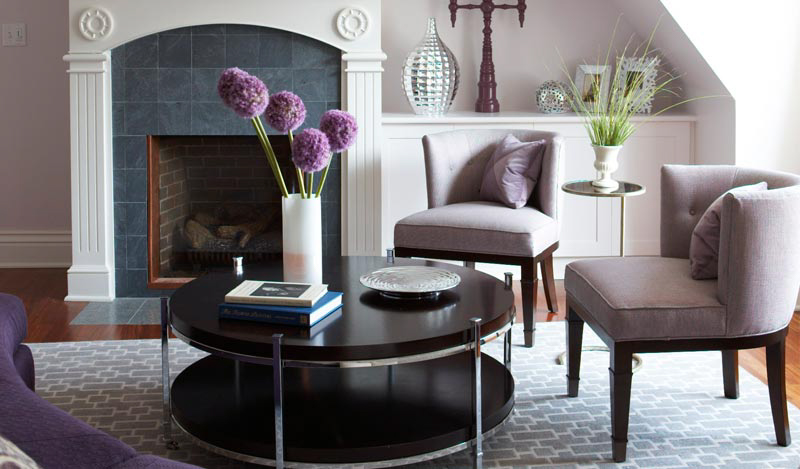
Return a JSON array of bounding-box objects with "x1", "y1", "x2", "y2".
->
[{"x1": 382, "y1": 111, "x2": 697, "y2": 124}]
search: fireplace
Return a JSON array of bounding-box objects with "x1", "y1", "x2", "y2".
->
[
  {"x1": 65, "y1": 0, "x2": 385, "y2": 301},
  {"x1": 148, "y1": 135, "x2": 336, "y2": 289},
  {"x1": 109, "y1": 24, "x2": 344, "y2": 296}
]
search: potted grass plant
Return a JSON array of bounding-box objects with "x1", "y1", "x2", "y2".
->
[{"x1": 562, "y1": 19, "x2": 690, "y2": 190}]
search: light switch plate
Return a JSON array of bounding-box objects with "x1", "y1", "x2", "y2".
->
[{"x1": 2, "y1": 23, "x2": 27, "y2": 46}]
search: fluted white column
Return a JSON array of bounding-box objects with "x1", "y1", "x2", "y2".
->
[
  {"x1": 63, "y1": 53, "x2": 115, "y2": 301},
  {"x1": 341, "y1": 52, "x2": 386, "y2": 256}
]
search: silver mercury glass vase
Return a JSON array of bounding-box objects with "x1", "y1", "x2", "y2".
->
[{"x1": 402, "y1": 17, "x2": 460, "y2": 116}]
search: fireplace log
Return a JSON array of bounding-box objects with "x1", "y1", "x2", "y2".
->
[
  {"x1": 216, "y1": 210, "x2": 277, "y2": 248},
  {"x1": 193, "y1": 212, "x2": 219, "y2": 226},
  {"x1": 184, "y1": 219, "x2": 215, "y2": 249}
]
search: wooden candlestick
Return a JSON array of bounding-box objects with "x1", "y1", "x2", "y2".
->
[{"x1": 449, "y1": 0, "x2": 526, "y2": 113}]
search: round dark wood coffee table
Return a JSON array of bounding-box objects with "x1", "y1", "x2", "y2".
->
[{"x1": 161, "y1": 256, "x2": 515, "y2": 467}]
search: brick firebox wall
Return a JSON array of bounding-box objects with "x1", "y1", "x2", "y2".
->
[{"x1": 157, "y1": 139, "x2": 190, "y2": 276}]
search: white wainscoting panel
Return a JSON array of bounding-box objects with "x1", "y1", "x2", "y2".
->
[{"x1": 382, "y1": 112, "x2": 695, "y2": 277}]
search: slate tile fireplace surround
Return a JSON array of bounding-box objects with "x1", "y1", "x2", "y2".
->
[
  {"x1": 65, "y1": 0, "x2": 384, "y2": 301},
  {"x1": 112, "y1": 24, "x2": 341, "y2": 297}
]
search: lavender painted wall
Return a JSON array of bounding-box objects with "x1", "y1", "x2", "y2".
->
[
  {"x1": 0, "y1": 0, "x2": 70, "y2": 232},
  {"x1": 382, "y1": 0, "x2": 653, "y2": 113}
]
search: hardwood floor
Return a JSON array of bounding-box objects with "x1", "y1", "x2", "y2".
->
[
  {"x1": 1, "y1": 268, "x2": 162, "y2": 342},
  {"x1": 5, "y1": 268, "x2": 800, "y2": 406}
]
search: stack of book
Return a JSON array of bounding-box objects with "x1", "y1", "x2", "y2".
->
[{"x1": 219, "y1": 280, "x2": 343, "y2": 327}]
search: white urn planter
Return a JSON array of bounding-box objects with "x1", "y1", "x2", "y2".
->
[
  {"x1": 281, "y1": 194, "x2": 323, "y2": 284},
  {"x1": 591, "y1": 145, "x2": 622, "y2": 190}
]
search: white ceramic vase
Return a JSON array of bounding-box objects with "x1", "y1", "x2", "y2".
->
[
  {"x1": 281, "y1": 194, "x2": 322, "y2": 284},
  {"x1": 591, "y1": 145, "x2": 622, "y2": 190}
]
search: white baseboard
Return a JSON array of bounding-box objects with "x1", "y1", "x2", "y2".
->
[
  {"x1": 64, "y1": 294, "x2": 113, "y2": 302},
  {"x1": 0, "y1": 231, "x2": 71, "y2": 268}
]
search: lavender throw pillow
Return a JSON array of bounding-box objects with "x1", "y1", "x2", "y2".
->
[
  {"x1": 479, "y1": 135, "x2": 547, "y2": 209},
  {"x1": 689, "y1": 181, "x2": 768, "y2": 279}
]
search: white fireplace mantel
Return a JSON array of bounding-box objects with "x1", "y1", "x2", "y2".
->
[{"x1": 64, "y1": 0, "x2": 385, "y2": 301}]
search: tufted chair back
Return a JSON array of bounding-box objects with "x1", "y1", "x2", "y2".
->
[
  {"x1": 421, "y1": 129, "x2": 564, "y2": 221},
  {"x1": 661, "y1": 165, "x2": 800, "y2": 258},
  {"x1": 661, "y1": 165, "x2": 800, "y2": 336}
]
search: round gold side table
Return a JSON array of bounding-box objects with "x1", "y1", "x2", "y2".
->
[
  {"x1": 562, "y1": 180, "x2": 646, "y2": 257},
  {"x1": 557, "y1": 180, "x2": 647, "y2": 372}
]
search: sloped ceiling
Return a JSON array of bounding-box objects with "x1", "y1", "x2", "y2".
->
[{"x1": 612, "y1": 0, "x2": 736, "y2": 165}]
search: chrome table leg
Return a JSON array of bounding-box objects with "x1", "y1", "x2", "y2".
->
[
  {"x1": 503, "y1": 273, "x2": 513, "y2": 371},
  {"x1": 504, "y1": 327, "x2": 512, "y2": 371},
  {"x1": 273, "y1": 334, "x2": 285, "y2": 469},
  {"x1": 620, "y1": 197, "x2": 626, "y2": 257},
  {"x1": 470, "y1": 318, "x2": 483, "y2": 469},
  {"x1": 161, "y1": 297, "x2": 179, "y2": 450}
]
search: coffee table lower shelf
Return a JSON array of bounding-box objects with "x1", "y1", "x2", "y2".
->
[{"x1": 170, "y1": 352, "x2": 515, "y2": 467}]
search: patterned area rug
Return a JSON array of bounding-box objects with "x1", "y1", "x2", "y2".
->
[{"x1": 28, "y1": 322, "x2": 800, "y2": 468}]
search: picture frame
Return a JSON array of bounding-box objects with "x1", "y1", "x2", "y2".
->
[
  {"x1": 615, "y1": 56, "x2": 660, "y2": 114},
  {"x1": 574, "y1": 64, "x2": 610, "y2": 110}
]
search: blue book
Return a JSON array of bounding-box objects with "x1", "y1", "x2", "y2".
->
[{"x1": 219, "y1": 291, "x2": 343, "y2": 326}]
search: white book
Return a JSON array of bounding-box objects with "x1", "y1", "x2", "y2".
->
[{"x1": 224, "y1": 280, "x2": 328, "y2": 307}]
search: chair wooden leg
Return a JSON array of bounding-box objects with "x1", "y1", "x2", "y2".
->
[
  {"x1": 566, "y1": 306, "x2": 584, "y2": 397},
  {"x1": 609, "y1": 342, "x2": 633, "y2": 463},
  {"x1": 767, "y1": 338, "x2": 791, "y2": 446},
  {"x1": 540, "y1": 254, "x2": 558, "y2": 313},
  {"x1": 722, "y1": 350, "x2": 739, "y2": 399},
  {"x1": 521, "y1": 260, "x2": 537, "y2": 348}
]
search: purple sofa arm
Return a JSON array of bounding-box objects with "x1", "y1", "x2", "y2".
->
[
  {"x1": 13, "y1": 344, "x2": 34, "y2": 391},
  {"x1": 0, "y1": 293, "x2": 205, "y2": 469},
  {"x1": 0, "y1": 293, "x2": 34, "y2": 389}
]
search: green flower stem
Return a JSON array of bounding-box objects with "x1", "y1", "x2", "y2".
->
[
  {"x1": 250, "y1": 117, "x2": 289, "y2": 198},
  {"x1": 307, "y1": 172, "x2": 314, "y2": 199},
  {"x1": 296, "y1": 168, "x2": 306, "y2": 198},
  {"x1": 315, "y1": 163, "x2": 330, "y2": 198},
  {"x1": 287, "y1": 130, "x2": 306, "y2": 198},
  {"x1": 255, "y1": 118, "x2": 289, "y2": 197}
]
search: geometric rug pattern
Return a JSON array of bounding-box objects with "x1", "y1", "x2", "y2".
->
[{"x1": 28, "y1": 322, "x2": 800, "y2": 468}]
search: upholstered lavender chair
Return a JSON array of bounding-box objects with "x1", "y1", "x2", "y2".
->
[
  {"x1": 394, "y1": 129, "x2": 564, "y2": 347},
  {"x1": 565, "y1": 164, "x2": 800, "y2": 462}
]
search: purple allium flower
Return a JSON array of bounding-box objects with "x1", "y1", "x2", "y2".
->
[
  {"x1": 319, "y1": 110, "x2": 358, "y2": 153},
  {"x1": 264, "y1": 91, "x2": 307, "y2": 133},
  {"x1": 217, "y1": 68, "x2": 269, "y2": 119},
  {"x1": 291, "y1": 129, "x2": 331, "y2": 173}
]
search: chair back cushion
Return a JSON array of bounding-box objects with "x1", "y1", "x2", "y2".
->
[
  {"x1": 689, "y1": 181, "x2": 767, "y2": 279},
  {"x1": 422, "y1": 129, "x2": 563, "y2": 220},
  {"x1": 661, "y1": 165, "x2": 800, "y2": 259},
  {"x1": 478, "y1": 134, "x2": 546, "y2": 209},
  {"x1": 718, "y1": 185, "x2": 800, "y2": 336}
]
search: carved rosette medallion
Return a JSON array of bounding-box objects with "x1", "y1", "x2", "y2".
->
[
  {"x1": 79, "y1": 8, "x2": 113, "y2": 41},
  {"x1": 337, "y1": 7, "x2": 369, "y2": 40}
]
